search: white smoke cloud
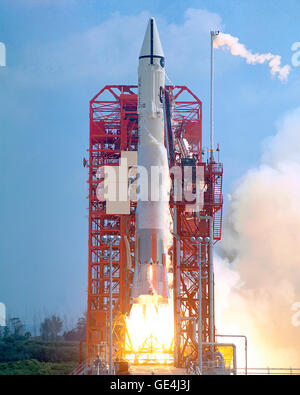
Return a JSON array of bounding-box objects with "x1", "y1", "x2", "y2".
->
[
  {"x1": 216, "y1": 106, "x2": 300, "y2": 368},
  {"x1": 214, "y1": 32, "x2": 291, "y2": 81}
]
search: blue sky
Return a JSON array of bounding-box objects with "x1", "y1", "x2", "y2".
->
[{"x1": 0, "y1": 0, "x2": 299, "y2": 327}]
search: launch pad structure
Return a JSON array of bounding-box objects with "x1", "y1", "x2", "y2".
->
[{"x1": 85, "y1": 83, "x2": 225, "y2": 371}]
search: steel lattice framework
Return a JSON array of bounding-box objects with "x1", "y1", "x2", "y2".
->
[{"x1": 86, "y1": 85, "x2": 223, "y2": 366}]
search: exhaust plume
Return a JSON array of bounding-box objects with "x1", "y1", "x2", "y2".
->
[
  {"x1": 216, "y1": 107, "x2": 300, "y2": 368},
  {"x1": 214, "y1": 32, "x2": 291, "y2": 81}
]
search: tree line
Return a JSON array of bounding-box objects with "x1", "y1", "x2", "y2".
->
[
  {"x1": 0, "y1": 314, "x2": 86, "y2": 365},
  {"x1": 0, "y1": 314, "x2": 86, "y2": 342}
]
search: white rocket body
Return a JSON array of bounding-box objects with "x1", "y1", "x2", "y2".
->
[{"x1": 131, "y1": 18, "x2": 169, "y2": 303}]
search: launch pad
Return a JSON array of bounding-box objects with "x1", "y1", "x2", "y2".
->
[
  {"x1": 85, "y1": 83, "x2": 224, "y2": 370},
  {"x1": 84, "y1": 18, "x2": 227, "y2": 374}
]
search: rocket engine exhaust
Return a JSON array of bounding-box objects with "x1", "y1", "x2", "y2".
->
[
  {"x1": 131, "y1": 17, "x2": 170, "y2": 304},
  {"x1": 131, "y1": 257, "x2": 169, "y2": 303}
]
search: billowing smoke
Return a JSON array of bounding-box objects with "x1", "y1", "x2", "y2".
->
[
  {"x1": 215, "y1": 107, "x2": 300, "y2": 368},
  {"x1": 214, "y1": 32, "x2": 291, "y2": 81}
]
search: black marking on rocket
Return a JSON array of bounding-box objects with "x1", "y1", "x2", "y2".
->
[
  {"x1": 139, "y1": 55, "x2": 165, "y2": 61},
  {"x1": 150, "y1": 18, "x2": 154, "y2": 64},
  {"x1": 138, "y1": 19, "x2": 165, "y2": 67}
]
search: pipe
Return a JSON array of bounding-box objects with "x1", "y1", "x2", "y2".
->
[
  {"x1": 105, "y1": 312, "x2": 108, "y2": 372},
  {"x1": 209, "y1": 217, "x2": 214, "y2": 345},
  {"x1": 216, "y1": 334, "x2": 248, "y2": 375},
  {"x1": 215, "y1": 352, "x2": 225, "y2": 369},
  {"x1": 189, "y1": 238, "x2": 203, "y2": 373},
  {"x1": 210, "y1": 31, "x2": 214, "y2": 161},
  {"x1": 173, "y1": 206, "x2": 181, "y2": 367},
  {"x1": 201, "y1": 342, "x2": 237, "y2": 375},
  {"x1": 210, "y1": 30, "x2": 219, "y2": 161},
  {"x1": 197, "y1": 215, "x2": 214, "y2": 346},
  {"x1": 197, "y1": 241, "x2": 202, "y2": 373},
  {"x1": 109, "y1": 242, "x2": 113, "y2": 375},
  {"x1": 180, "y1": 319, "x2": 238, "y2": 375}
]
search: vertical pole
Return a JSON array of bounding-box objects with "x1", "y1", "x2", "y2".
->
[
  {"x1": 198, "y1": 242, "x2": 202, "y2": 373},
  {"x1": 105, "y1": 312, "x2": 108, "y2": 373},
  {"x1": 210, "y1": 31, "x2": 214, "y2": 162},
  {"x1": 209, "y1": 218, "x2": 214, "y2": 356},
  {"x1": 245, "y1": 336, "x2": 248, "y2": 376},
  {"x1": 209, "y1": 34, "x2": 216, "y2": 366},
  {"x1": 173, "y1": 206, "x2": 181, "y2": 367},
  {"x1": 109, "y1": 242, "x2": 113, "y2": 375}
]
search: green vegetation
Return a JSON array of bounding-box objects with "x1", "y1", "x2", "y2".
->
[
  {"x1": 0, "y1": 314, "x2": 86, "y2": 375},
  {"x1": 0, "y1": 338, "x2": 79, "y2": 363},
  {"x1": 40, "y1": 315, "x2": 63, "y2": 341},
  {"x1": 0, "y1": 359, "x2": 77, "y2": 375}
]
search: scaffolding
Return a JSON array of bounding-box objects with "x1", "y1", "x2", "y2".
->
[{"x1": 86, "y1": 85, "x2": 223, "y2": 367}]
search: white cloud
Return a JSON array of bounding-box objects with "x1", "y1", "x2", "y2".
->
[
  {"x1": 217, "y1": 106, "x2": 300, "y2": 368},
  {"x1": 214, "y1": 32, "x2": 291, "y2": 81}
]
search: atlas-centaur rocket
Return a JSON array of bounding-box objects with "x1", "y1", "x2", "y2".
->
[{"x1": 131, "y1": 18, "x2": 170, "y2": 304}]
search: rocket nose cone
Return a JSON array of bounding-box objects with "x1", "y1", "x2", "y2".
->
[{"x1": 139, "y1": 17, "x2": 164, "y2": 59}]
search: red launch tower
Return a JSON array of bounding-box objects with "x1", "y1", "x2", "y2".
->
[{"x1": 86, "y1": 84, "x2": 223, "y2": 367}]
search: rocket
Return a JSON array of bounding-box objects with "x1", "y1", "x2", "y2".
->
[{"x1": 131, "y1": 18, "x2": 170, "y2": 304}]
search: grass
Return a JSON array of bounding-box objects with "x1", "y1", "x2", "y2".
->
[
  {"x1": 0, "y1": 338, "x2": 81, "y2": 375},
  {"x1": 0, "y1": 359, "x2": 77, "y2": 375},
  {"x1": 0, "y1": 338, "x2": 79, "y2": 363}
]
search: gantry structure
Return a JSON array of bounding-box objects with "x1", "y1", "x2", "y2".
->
[{"x1": 86, "y1": 85, "x2": 223, "y2": 367}]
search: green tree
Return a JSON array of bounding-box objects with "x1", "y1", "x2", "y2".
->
[
  {"x1": 2, "y1": 325, "x2": 10, "y2": 338},
  {"x1": 63, "y1": 315, "x2": 86, "y2": 341},
  {"x1": 8, "y1": 317, "x2": 25, "y2": 338},
  {"x1": 40, "y1": 315, "x2": 63, "y2": 341}
]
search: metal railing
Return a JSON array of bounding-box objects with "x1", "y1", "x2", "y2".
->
[
  {"x1": 187, "y1": 362, "x2": 300, "y2": 376},
  {"x1": 70, "y1": 358, "x2": 111, "y2": 376},
  {"x1": 70, "y1": 359, "x2": 93, "y2": 375},
  {"x1": 70, "y1": 358, "x2": 300, "y2": 376},
  {"x1": 236, "y1": 367, "x2": 300, "y2": 375}
]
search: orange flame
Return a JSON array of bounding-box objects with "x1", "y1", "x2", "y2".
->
[{"x1": 125, "y1": 294, "x2": 174, "y2": 364}]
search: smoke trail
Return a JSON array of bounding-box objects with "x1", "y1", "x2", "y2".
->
[
  {"x1": 215, "y1": 107, "x2": 300, "y2": 368},
  {"x1": 214, "y1": 32, "x2": 291, "y2": 81}
]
